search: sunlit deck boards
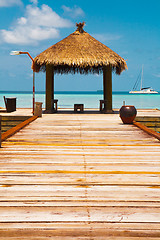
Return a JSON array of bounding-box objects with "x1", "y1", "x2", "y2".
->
[{"x1": 0, "y1": 111, "x2": 160, "y2": 239}]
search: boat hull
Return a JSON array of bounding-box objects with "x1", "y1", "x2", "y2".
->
[{"x1": 129, "y1": 90, "x2": 158, "y2": 94}]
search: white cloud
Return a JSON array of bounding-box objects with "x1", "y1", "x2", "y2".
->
[
  {"x1": 0, "y1": 0, "x2": 22, "y2": 7},
  {"x1": 62, "y1": 5, "x2": 85, "y2": 18},
  {"x1": 25, "y1": 4, "x2": 72, "y2": 28},
  {"x1": 1, "y1": 26, "x2": 59, "y2": 45},
  {"x1": 0, "y1": 4, "x2": 72, "y2": 45},
  {"x1": 30, "y1": 0, "x2": 38, "y2": 5},
  {"x1": 92, "y1": 33, "x2": 122, "y2": 42}
]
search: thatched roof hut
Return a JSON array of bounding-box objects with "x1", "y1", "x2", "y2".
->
[
  {"x1": 33, "y1": 23, "x2": 127, "y2": 113},
  {"x1": 33, "y1": 22, "x2": 127, "y2": 75}
]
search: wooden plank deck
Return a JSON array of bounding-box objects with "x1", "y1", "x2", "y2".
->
[{"x1": 0, "y1": 111, "x2": 160, "y2": 239}]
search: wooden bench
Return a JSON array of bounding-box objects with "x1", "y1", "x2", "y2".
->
[
  {"x1": 51, "y1": 99, "x2": 58, "y2": 112},
  {"x1": 99, "y1": 100, "x2": 105, "y2": 112},
  {"x1": 3, "y1": 96, "x2": 16, "y2": 112},
  {"x1": 74, "y1": 104, "x2": 84, "y2": 113}
]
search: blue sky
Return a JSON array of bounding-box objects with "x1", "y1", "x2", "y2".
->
[{"x1": 0, "y1": 0, "x2": 160, "y2": 92}]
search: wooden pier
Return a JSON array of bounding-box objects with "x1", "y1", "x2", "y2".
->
[{"x1": 0, "y1": 110, "x2": 160, "y2": 239}]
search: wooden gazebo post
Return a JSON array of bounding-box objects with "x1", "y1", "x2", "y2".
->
[
  {"x1": 46, "y1": 65, "x2": 54, "y2": 111},
  {"x1": 103, "y1": 65, "x2": 112, "y2": 112}
]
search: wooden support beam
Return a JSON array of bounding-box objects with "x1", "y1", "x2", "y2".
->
[
  {"x1": 103, "y1": 65, "x2": 112, "y2": 113},
  {"x1": 46, "y1": 65, "x2": 54, "y2": 110},
  {"x1": 1, "y1": 116, "x2": 38, "y2": 142}
]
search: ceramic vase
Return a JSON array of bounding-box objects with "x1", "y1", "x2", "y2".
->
[{"x1": 119, "y1": 105, "x2": 137, "y2": 124}]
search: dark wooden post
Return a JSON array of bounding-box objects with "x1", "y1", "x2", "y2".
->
[
  {"x1": 46, "y1": 65, "x2": 54, "y2": 111},
  {"x1": 0, "y1": 116, "x2": 1, "y2": 148},
  {"x1": 103, "y1": 65, "x2": 112, "y2": 113}
]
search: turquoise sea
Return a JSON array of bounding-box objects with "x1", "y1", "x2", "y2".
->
[{"x1": 0, "y1": 91, "x2": 160, "y2": 109}]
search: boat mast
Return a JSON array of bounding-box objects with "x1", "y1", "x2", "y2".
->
[{"x1": 140, "y1": 65, "x2": 144, "y2": 90}]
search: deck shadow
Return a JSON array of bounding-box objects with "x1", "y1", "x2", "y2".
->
[{"x1": 43, "y1": 110, "x2": 119, "y2": 114}]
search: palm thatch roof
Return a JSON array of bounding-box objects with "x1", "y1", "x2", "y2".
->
[{"x1": 32, "y1": 22, "x2": 127, "y2": 75}]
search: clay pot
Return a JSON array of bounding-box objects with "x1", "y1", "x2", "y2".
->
[{"x1": 119, "y1": 105, "x2": 137, "y2": 124}]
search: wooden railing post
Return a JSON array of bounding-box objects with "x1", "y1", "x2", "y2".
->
[{"x1": 0, "y1": 116, "x2": 1, "y2": 148}]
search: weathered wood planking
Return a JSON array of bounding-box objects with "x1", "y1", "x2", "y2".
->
[{"x1": 0, "y1": 112, "x2": 160, "y2": 239}]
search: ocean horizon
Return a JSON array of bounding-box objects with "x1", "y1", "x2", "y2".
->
[
  {"x1": 0, "y1": 91, "x2": 160, "y2": 109},
  {"x1": 0, "y1": 90, "x2": 131, "y2": 94}
]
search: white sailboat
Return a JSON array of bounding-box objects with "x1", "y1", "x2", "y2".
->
[{"x1": 129, "y1": 65, "x2": 158, "y2": 94}]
